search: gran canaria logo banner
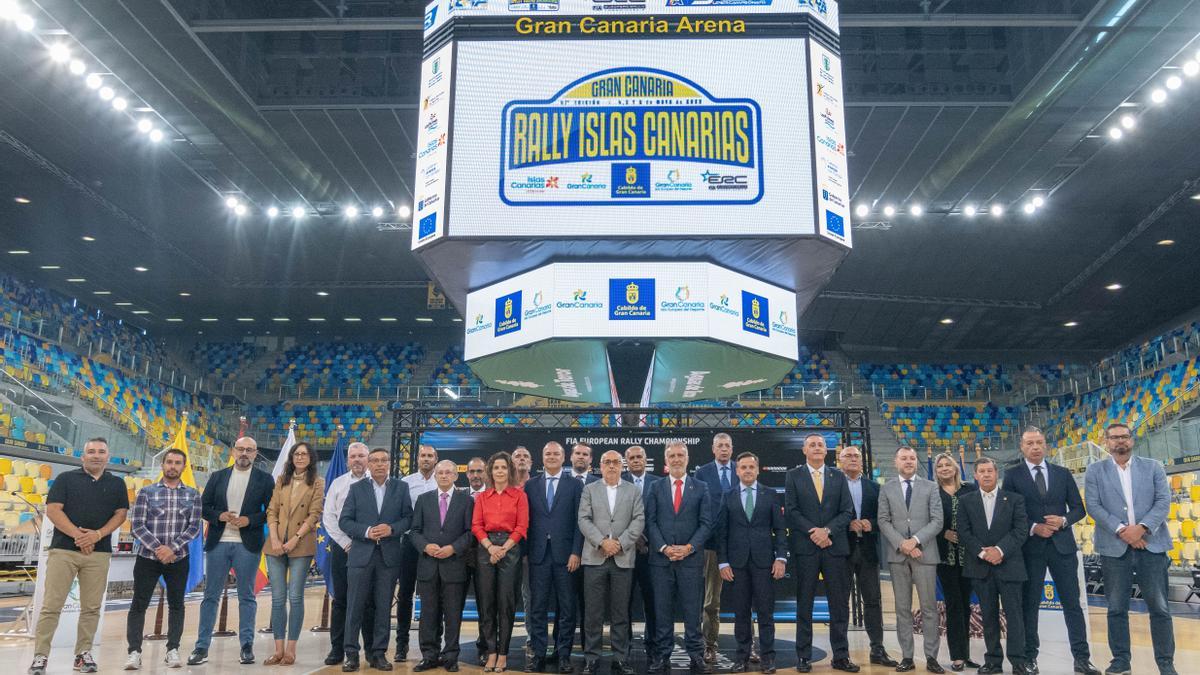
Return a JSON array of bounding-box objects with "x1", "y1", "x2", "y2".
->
[{"x1": 500, "y1": 67, "x2": 763, "y2": 206}]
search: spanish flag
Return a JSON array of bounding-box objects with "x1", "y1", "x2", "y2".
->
[{"x1": 162, "y1": 416, "x2": 206, "y2": 594}]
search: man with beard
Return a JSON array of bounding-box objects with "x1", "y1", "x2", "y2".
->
[{"x1": 322, "y1": 442, "x2": 376, "y2": 666}]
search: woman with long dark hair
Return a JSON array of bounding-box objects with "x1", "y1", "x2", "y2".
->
[
  {"x1": 934, "y1": 452, "x2": 979, "y2": 672},
  {"x1": 264, "y1": 441, "x2": 324, "y2": 665},
  {"x1": 471, "y1": 452, "x2": 528, "y2": 672}
]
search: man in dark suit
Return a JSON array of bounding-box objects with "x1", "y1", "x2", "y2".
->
[
  {"x1": 784, "y1": 434, "x2": 856, "y2": 673},
  {"x1": 645, "y1": 441, "x2": 713, "y2": 674},
  {"x1": 693, "y1": 433, "x2": 736, "y2": 664},
  {"x1": 837, "y1": 445, "x2": 898, "y2": 668},
  {"x1": 622, "y1": 445, "x2": 663, "y2": 660},
  {"x1": 567, "y1": 443, "x2": 600, "y2": 651},
  {"x1": 716, "y1": 452, "x2": 786, "y2": 674},
  {"x1": 959, "y1": 456, "x2": 1029, "y2": 675},
  {"x1": 189, "y1": 437, "x2": 275, "y2": 667},
  {"x1": 1002, "y1": 428, "x2": 1098, "y2": 675},
  {"x1": 525, "y1": 442, "x2": 584, "y2": 674},
  {"x1": 411, "y1": 460, "x2": 474, "y2": 672},
  {"x1": 339, "y1": 447, "x2": 414, "y2": 672}
]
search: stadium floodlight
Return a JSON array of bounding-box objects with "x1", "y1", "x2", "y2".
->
[
  {"x1": 1023, "y1": 203, "x2": 1036, "y2": 215},
  {"x1": 85, "y1": 73, "x2": 102, "y2": 89},
  {"x1": 68, "y1": 59, "x2": 85, "y2": 75},
  {"x1": 1184, "y1": 61, "x2": 1199, "y2": 78},
  {"x1": 990, "y1": 204, "x2": 1004, "y2": 217},
  {"x1": 49, "y1": 44, "x2": 71, "y2": 63},
  {"x1": 266, "y1": 206, "x2": 279, "y2": 218},
  {"x1": 1120, "y1": 114, "x2": 1136, "y2": 129},
  {"x1": 882, "y1": 205, "x2": 896, "y2": 217},
  {"x1": 0, "y1": 1, "x2": 20, "y2": 21},
  {"x1": 1166, "y1": 75, "x2": 1182, "y2": 90},
  {"x1": 371, "y1": 206, "x2": 384, "y2": 218},
  {"x1": 343, "y1": 205, "x2": 359, "y2": 219},
  {"x1": 909, "y1": 203, "x2": 923, "y2": 217},
  {"x1": 1032, "y1": 196, "x2": 1045, "y2": 208},
  {"x1": 111, "y1": 97, "x2": 127, "y2": 111},
  {"x1": 148, "y1": 128, "x2": 164, "y2": 143},
  {"x1": 962, "y1": 204, "x2": 977, "y2": 217},
  {"x1": 1150, "y1": 88, "x2": 1167, "y2": 104},
  {"x1": 854, "y1": 204, "x2": 869, "y2": 218},
  {"x1": 397, "y1": 204, "x2": 412, "y2": 218},
  {"x1": 15, "y1": 13, "x2": 33, "y2": 32},
  {"x1": 291, "y1": 206, "x2": 306, "y2": 219},
  {"x1": 136, "y1": 118, "x2": 153, "y2": 133},
  {"x1": 98, "y1": 86, "x2": 115, "y2": 101},
  {"x1": 233, "y1": 203, "x2": 247, "y2": 216},
  {"x1": 224, "y1": 196, "x2": 239, "y2": 209}
]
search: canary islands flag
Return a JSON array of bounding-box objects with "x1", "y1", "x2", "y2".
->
[
  {"x1": 316, "y1": 429, "x2": 347, "y2": 597},
  {"x1": 162, "y1": 417, "x2": 207, "y2": 594}
]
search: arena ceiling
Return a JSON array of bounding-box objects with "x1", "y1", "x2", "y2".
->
[{"x1": 1, "y1": 0, "x2": 1199, "y2": 352}]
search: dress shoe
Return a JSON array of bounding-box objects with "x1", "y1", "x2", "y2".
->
[
  {"x1": 831, "y1": 658, "x2": 860, "y2": 673},
  {"x1": 414, "y1": 658, "x2": 441, "y2": 672},
  {"x1": 326, "y1": 651, "x2": 346, "y2": 666},
  {"x1": 394, "y1": 648, "x2": 408, "y2": 663},
  {"x1": 559, "y1": 658, "x2": 574, "y2": 674},
  {"x1": 239, "y1": 645, "x2": 255, "y2": 665},
  {"x1": 896, "y1": 659, "x2": 916, "y2": 673},
  {"x1": 965, "y1": 662, "x2": 981, "y2": 670},
  {"x1": 369, "y1": 655, "x2": 393, "y2": 671},
  {"x1": 343, "y1": 655, "x2": 360, "y2": 672},
  {"x1": 703, "y1": 646, "x2": 718, "y2": 664},
  {"x1": 613, "y1": 661, "x2": 637, "y2": 675},
  {"x1": 750, "y1": 644, "x2": 761, "y2": 664},
  {"x1": 581, "y1": 660, "x2": 598, "y2": 675},
  {"x1": 976, "y1": 665, "x2": 1002, "y2": 675},
  {"x1": 1074, "y1": 661, "x2": 1100, "y2": 675},
  {"x1": 872, "y1": 650, "x2": 900, "y2": 667},
  {"x1": 1011, "y1": 665, "x2": 1029, "y2": 675},
  {"x1": 691, "y1": 656, "x2": 714, "y2": 674},
  {"x1": 795, "y1": 659, "x2": 812, "y2": 673},
  {"x1": 730, "y1": 661, "x2": 748, "y2": 673},
  {"x1": 761, "y1": 659, "x2": 776, "y2": 674},
  {"x1": 1026, "y1": 661, "x2": 1039, "y2": 675},
  {"x1": 648, "y1": 659, "x2": 666, "y2": 673},
  {"x1": 926, "y1": 659, "x2": 945, "y2": 674},
  {"x1": 445, "y1": 662, "x2": 459, "y2": 672},
  {"x1": 526, "y1": 656, "x2": 546, "y2": 673},
  {"x1": 1103, "y1": 665, "x2": 1131, "y2": 675}
]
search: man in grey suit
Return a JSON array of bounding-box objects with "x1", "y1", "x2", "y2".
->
[
  {"x1": 1084, "y1": 423, "x2": 1175, "y2": 675},
  {"x1": 878, "y1": 446, "x2": 945, "y2": 674},
  {"x1": 578, "y1": 451, "x2": 645, "y2": 675}
]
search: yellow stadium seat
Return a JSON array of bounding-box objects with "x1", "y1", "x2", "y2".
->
[
  {"x1": 1192, "y1": 486, "x2": 1200, "y2": 502},
  {"x1": 1169, "y1": 549, "x2": 1181, "y2": 565},
  {"x1": 1184, "y1": 520, "x2": 1198, "y2": 541},
  {"x1": 1170, "y1": 502, "x2": 1180, "y2": 520},
  {"x1": 26, "y1": 494, "x2": 41, "y2": 505},
  {"x1": 0, "y1": 458, "x2": 11, "y2": 475},
  {"x1": 23, "y1": 463, "x2": 38, "y2": 478},
  {"x1": 1081, "y1": 541, "x2": 1094, "y2": 556},
  {"x1": 10, "y1": 460, "x2": 25, "y2": 477},
  {"x1": 1184, "y1": 542, "x2": 1200, "y2": 565},
  {"x1": 2, "y1": 475, "x2": 18, "y2": 493},
  {"x1": 1179, "y1": 502, "x2": 1193, "y2": 520},
  {"x1": 1185, "y1": 473, "x2": 1198, "y2": 490},
  {"x1": 17, "y1": 477, "x2": 33, "y2": 494},
  {"x1": 1168, "y1": 520, "x2": 1182, "y2": 540}
]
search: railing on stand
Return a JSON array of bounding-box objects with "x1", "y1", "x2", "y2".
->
[
  {"x1": 1053, "y1": 440, "x2": 1106, "y2": 475},
  {"x1": 871, "y1": 383, "x2": 1002, "y2": 402}
]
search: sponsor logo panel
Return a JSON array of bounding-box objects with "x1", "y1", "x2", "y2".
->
[
  {"x1": 609, "y1": 278, "x2": 656, "y2": 320},
  {"x1": 741, "y1": 290, "x2": 769, "y2": 336}
]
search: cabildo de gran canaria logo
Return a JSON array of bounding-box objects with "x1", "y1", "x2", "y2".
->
[
  {"x1": 495, "y1": 291, "x2": 522, "y2": 336},
  {"x1": 741, "y1": 290, "x2": 769, "y2": 336},
  {"x1": 609, "y1": 278, "x2": 655, "y2": 320},
  {"x1": 500, "y1": 67, "x2": 763, "y2": 206}
]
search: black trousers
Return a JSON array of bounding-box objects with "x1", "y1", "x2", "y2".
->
[
  {"x1": 345, "y1": 548, "x2": 399, "y2": 658},
  {"x1": 728, "y1": 564, "x2": 776, "y2": 661},
  {"x1": 847, "y1": 544, "x2": 884, "y2": 651},
  {"x1": 127, "y1": 555, "x2": 190, "y2": 653},
  {"x1": 794, "y1": 550, "x2": 850, "y2": 660},
  {"x1": 330, "y1": 542, "x2": 375, "y2": 656},
  {"x1": 476, "y1": 534, "x2": 522, "y2": 656},
  {"x1": 418, "y1": 570, "x2": 467, "y2": 663},
  {"x1": 529, "y1": 556, "x2": 577, "y2": 658},
  {"x1": 629, "y1": 552, "x2": 657, "y2": 655},
  {"x1": 1023, "y1": 544, "x2": 1089, "y2": 662},
  {"x1": 396, "y1": 542, "x2": 420, "y2": 650},
  {"x1": 973, "y1": 575, "x2": 1025, "y2": 670},
  {"x1": 937, "y1": 564, "x2": 974, "y2": 662}
]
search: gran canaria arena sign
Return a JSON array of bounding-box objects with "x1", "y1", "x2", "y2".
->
[{"x1": 501, "y1": 68, "x2": 763, "y2": 205}]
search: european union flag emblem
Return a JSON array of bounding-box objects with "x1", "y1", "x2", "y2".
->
[
  {"x1": 825, "y1": 209, "x2": 845, "y2": 237},
  {"x1": 418, "y1": 212, "x2": 437, "y2": 239}
]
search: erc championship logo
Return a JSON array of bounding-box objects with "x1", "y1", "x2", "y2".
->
[{"x1": 500, "y1": 67, "x2": 763, "y2": 206}]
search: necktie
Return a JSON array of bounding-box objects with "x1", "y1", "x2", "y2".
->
[
  {"x1": 635, "y1": 477, "x2": 643, "y2": 493},
  {"x1": 439, "y1": 492, "x2": 448, "y2": 526},
  {"x1": 546, "y1": 476, "x2": 557, "y2": 509},
  {"x1": 1034, "y1": 465, "x2": 1048, "y2": 499},
  {"x1": 904, "y1": 479, "x2": 912, "y2": 509},
  {"x1": 673, "y1": 479, "x2": 683, "y2": 514},
  {"x1": 744, "y1": 486, "x2": 755, "y2": 520},
  {"x1": 720, "y1": 466, "x2": 731, "y2": 492},
  {"x1": 813, "y1": 470, "x2": 823, "y2": 502}
]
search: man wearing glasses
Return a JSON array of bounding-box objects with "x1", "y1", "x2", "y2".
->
[{"x1": 1084, "y1": 424, "x2": 1175, "y2": 675}]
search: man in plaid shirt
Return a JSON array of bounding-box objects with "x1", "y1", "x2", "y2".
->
[{"x1": 124, "y1": 448, "x2": 203, "y2": 670}]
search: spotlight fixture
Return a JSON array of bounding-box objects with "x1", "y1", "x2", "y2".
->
[
  {"x1": 233, "y1": 203, "x2": 247, "y2": 217},
  {"x1": 291, "y1": 206, "x2": 306, "y2": 218},
  {"x1": 272, "y1": 317, "x2": 290, "y2": 322},
  {"x1": 13, "y1": 196, "x2": 30, "y2": 204},
  {"x1": 1063, "y1": 321, "x2": 1079, "y2": 327},
  {"x1": 224, "y1": 196, "x2": 239, "y2": 209},
  {"x1": 39, "y1": 265, "x2": 61, "y2": 270},
  {"x1": 85, "y1": 73, "x2": 102, "y2": 89},
  {"x1": 1032, "y1": 196, "x2": 1045, "y2": 208},
  {"x1": 1166, "y1": 75, "x2": 1182, "y2": 90},
  {"x1": 148, "y1": 129, "x2": 164, "y2": 143},
  {"x1": 266, "y1": 206, "x2": 279, "y2": 218},
  {"x1": 111, "y1": 97, "x2": 127, "y2": 111},
  {"x1": 379, "y1": 317, "x2": 398, "y2": 322},
  {"x1": 316, "y1": 291, "x2": 330, "y2": 297},
  {"x1": 200, "y1": 318, "x2": 218, "y2": 322},
  {"x1": 1157, "y1": 239, "x2": 1175, "y2": 246},
  {"x1": 81, "y1": 235, "x2": 95, "y2": 242},
  {"x1": 882, "y1": 205, "x2": 896, "y2": 217},
  {"x1": 962, "y1": 204, "x2": 977, "y2": 217},
  {"x1": 854, "y1": 204, "x2": 869, "y2": 218},
  {"x1": 114, "y1": 302, "x2": 132, "y2": 307},
  {"x1": 178, "y1": 292, "x2": 191, "y2": 297},
  {"x1": 416, "y1": 317, "x2": 434, "y2": 323},
  {"x1": 166, "y1": 318, "x2": 183, "y2": 323},
  {"x1": 451, "y1": 317, "x2": 463, "y2": 323},
  {"x1": 939, "y1": 318, "x2": 954, "y2": 325},
  {"x1": 68, "y1": 59, "x2": 85, "y2": 75},
  {"x1": 371, "y1": 206, "x2": 384, "y2": 218},
  {"x1": 990, "y1": 204, "x2": 1004, "y2": 217},
  {"x1": 92, "y1": 290, "x2": 111, "y2": 295},
  {"x1": 344, "y1": 205, "x2": 359, "y2": 218},
  {"x1": 66, "y1": 278, "x2": 85, "y2": 283},
  {"x1": 1120, "y1": 114, "x2": 1136, "y2": 129},
  {"x1": 308, "y1": 317, "x2": 326, "y2": 322},
  {"x1": 1184, "y1": 61, "x2": 1200, "y2": 78},
  {"x1": 1023, "y1": 203, "x2": 1036, "y2": 215},
  {"x1": 397, "y1": 204, "x2": 412, "y2": 219},
  {"x1": 48, "y1": 44, "x2": 71, "y2": 63},
  {"x1": 236, "y1": 318, "x2": 254, "y2": 322},
  {"x1": 133, "y1": 266, "x2": 148, "y2": 272},
  {"x1": 1105, "y1": 283, "x2": 1123, "y2": 290},
  {"x1": 1108, "y1": 127, "x2": 1123, "y2": 140},
  {"x1": 909, "y1": 203, "x2": 923, "y2": 217},
  {"x1": 7, "y1": 250, "x2": 30, "y2": 255},
  {"x1": 98, "y1": 86, "x2": 115, "y2": 101},
  {"x1": 1150, "y1": 88, "x2": 1167, "y2": 104},
  {"x1": 136, "y1": 118, "x2": 153, "y2": 133},
  {"x1": 343, "y1": 317, "x2": 362, "y2": 322},
  {"x1": 15, "y1": 13, "x2": 33, "y2": 32},
  {"x1": 0, "y1": 0, "x2": 19, "y2": 20}
]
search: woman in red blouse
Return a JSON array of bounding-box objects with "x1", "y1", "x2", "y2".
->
[{"x1": 471, "y1": 451, "x2": 529, "y2": 672}]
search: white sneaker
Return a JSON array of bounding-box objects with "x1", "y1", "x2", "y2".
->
[
  {"x1": 164, "y1": 649, "x2": 181, "y2": 668},
  {"x1": 123, "y1": 652, "x2": 141, "y2": 671}
]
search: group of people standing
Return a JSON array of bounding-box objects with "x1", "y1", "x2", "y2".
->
[{"x1": 24, "y1": 422, "x2": 1179, "y2": 675}]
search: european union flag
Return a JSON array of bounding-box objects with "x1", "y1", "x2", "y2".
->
[{"x1": 316, "y1": 431, "x2": 348, "y2": 597}]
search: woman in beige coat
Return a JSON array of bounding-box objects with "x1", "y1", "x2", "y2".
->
[{"x1": 265, "y1": 442, "x2": 324, "y2": 665}]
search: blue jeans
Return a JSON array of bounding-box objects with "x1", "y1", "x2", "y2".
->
[
  {"x1": 1101, "y1": 548, "x2": 1175, "y2": 672},
  {"x1": 267, "y1": 554, "x2": 312, "y2": 641},
  {"x1": 194, "y1": 542, "x2": 263, "y2": 650}
]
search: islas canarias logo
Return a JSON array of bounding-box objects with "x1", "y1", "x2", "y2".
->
[{"x1": 500, "y1": 67, "x2": 763, "y2": 205}]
